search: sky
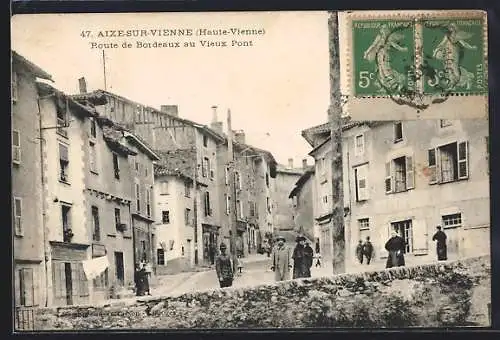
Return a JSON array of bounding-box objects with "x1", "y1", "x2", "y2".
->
[{"x1": 11, "y1": 11, "x2": 331, "y2": 166}]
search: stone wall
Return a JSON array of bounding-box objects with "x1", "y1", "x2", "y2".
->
[{"x1": 32, "y1": 256, "x2": 490, "y2": 330}]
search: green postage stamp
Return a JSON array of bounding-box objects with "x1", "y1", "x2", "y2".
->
[{"x1": 341, "y1": 10, "x2": 488, "y2": 120}]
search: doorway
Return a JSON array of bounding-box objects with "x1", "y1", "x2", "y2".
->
[
  {"x1": 390, "y1": 220, "x2": 413, "y2": 254},
  {"x1": 64, "y1": 263, "x2": 73, "y2": 305},
  {"x1": 114, "y1": 252, "x2": 124, "y2": 286}
]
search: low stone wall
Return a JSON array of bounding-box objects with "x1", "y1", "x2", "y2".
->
[{"x1": 33, "y1": 256, "x2": 490, "y2": 330}]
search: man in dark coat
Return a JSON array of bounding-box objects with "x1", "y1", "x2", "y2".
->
[
  {"x1": 385, "y1": 230, "x2": 406, "y2": 268},
  {"x1": 134, "y1": 263, "x2": 146, "y2": 296},
  {"x1": 355, "y1": 240, "x2": 364, "y2": 264},
  {"x1": 432, "y1": 226, "x2": 448, "y2": 261},
  {"x1": 362, "y1": 236, "x2": 374, "y2": 265},
  {"x1": 292, "y1": 236, "x2": 311, "y2": 279},
  {"x1": 215, "y1": 243, "x2": 234, "y2": 288},
  {"x1": 303, "y1": 242, "x2": 314, "y2": 277}
]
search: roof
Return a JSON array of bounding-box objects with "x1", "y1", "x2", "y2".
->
[
  {"x1": 12, "y1": 51, "x2": 53, "y2": 81},
  {"x1": 301, "y1": 117, "x2": 354, "y2": 147},
  {"x1": 76, "y1": 90, "x2": 227, "y2": 144},
  {"x1": 288, "y1": 166, "x2": 315, "y2": 198},
  {"x1": 154, "y1": 148, "x2": 197, "y2": 182},
  {"x1": 232, "y1": 141, "x2": 278, "y2": 178},
  {"x1": 123, "y1": 131, "x2": 161, "y2": 161},
  {"x1": 275, "y1": 164, "x2": 304, "y2": 176},
  {"x1": 100, "y1": 124, "x2": 137, "y2": 156}
]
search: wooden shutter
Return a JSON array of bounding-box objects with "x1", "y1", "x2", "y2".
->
[
  {"x1": 412, "y1": 219, "x2": 428, "y2": 255},
  {"x1": 15, "y1": 269, "x2": 21, "y2": 306},
  {"x1": 21, "y1": 268, "x2": 34, "y2": 307},
  {"x1": 59, "y1": 144, "x2": 69, "y2": 162},
  {"x1": 428, "y1": 149, "x2": 438, "y2": 184},
  {"x1": 12, "y1": 130, "x2": 21, "y2": 163},
  {"x1": 458, "y1": 141, "x2": 469, "y2": 179},
  {"x1": 71, "y1": 264, "x2": 79, "y2": 301},
  {"x1": 406, "y1": 155, "x2": 415, "y2": 189},
  {"x1": 33, "y1": 268, "x2": 39, "y2": 306},
  {"x1": 385, "y1": 161, "x2": 392, "y2": 194},
  {"x1": 53, "y1": 262, "x2": 66, "y2": 299},
  {"x1": 78, "y1": 263, "x2": 89, "y2": 297},
  {"x1": 356, "y1": 165, "x2": 369, "y2": 201}
]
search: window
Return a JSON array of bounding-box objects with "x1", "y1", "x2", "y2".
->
[
  {"x1": 90, "y1": 118, "x2": 97, "y2": 138},
  {"x1": 322, "y1": 195, "x2": 328, "y2": 204},
  {"x1": 203, "y1": 135, "x2": 208, "y2": 147},
  {"x1": 319, "y1": 158, "x2": 327, "y2": 183},
  {"x1": 92, "y1": 206, "x2": 100, "y2": 241},
  {"x1": 162, "y1": 211, "x2": 170, "y2": 224},
  {"x1": 184, "y1": 181, "x2": 191, "y2": 197},
  {"x1": 135, "y1": 159, "x2": 140, "y2": 175},
  {"x1": 428, "y1": 141, "x2": 469, "y2": 184},
  {"x1": 267, "y1": 197, "x2": 271, "y2": 213},
  {"x1": 114, "y1": 208, "x2": 121, "y2": 231},
  {"x1": 14, "y1": 197, "x2": 23, "y2": 236},
  {"x1": 12, "y1": 130, "x2": 21, "y2": 164},
  {"x1": 442, "y1": 213, "x2": 462, "y2": 229},
  {"x1": 224, "y1": 167, "x2": 229, "y2": 185},
  {"x1": 146, "y1": 188, "x2": 151, "y2": 217},
  {"x1": 391, "y1": 220, "x2": 413, "y2": 254},
  {"x1": 160, "y1": 181, "x2": 169, "y2": 195},
  {"x1": 56, "y1": 98, "x2": 68, "y2": 137},
  {"x1": 394, "y1": 122, "x2": 403, "y2": 142},
  {"x1": 93, "y1": 268, "x2": 108, "y2": 289},
  {"x1": 204, "y1": 191, "x2": 211, "y2": 216},
  {"x1": 354, "y1": 164, "x2": 369, "y2": 201},
  {"x1": 157, "y1": 249, "x2": 165, "y2": 265},
  {"x1": 61, "y1": 205, "x2": 72, "y2": 242},
  {"x1": 354, "y1": 134, "x2": 365, "y2": 156},
  {"x1": 237, "y1": 200, "x2": 243, "y2": 219},
  {"x1": 249, "y1": 201, "x2": 256, "y2": 217},
  {"x1": 185, "y1": 208, "x2": 191, "y2": 225},
  {"x1": 135, "y1": 183, "x2": 141, "y2": 212},
  {"x1": 18, "y1": 268, "x2": 36, "y2": 307},
  {"x1": 440, "y1": 119, "x2": 453, "y2": 128},
  {"x1": 89, "y1": 142, "x2": 97, "y2": 173},
  {"x1": 112, "y1": 153, "x2": 120, "y2": 179},
  {"x1": 202, "y1": 157, "x2": 209, "y2": 178},
  {"x1": 235, "y1": 172, "x2": 242, "y2": 190},
  {"x1": 225, "y1": 194, "x2": 231, "y2": 215},
  {"x1": 358, "y1": 218, "x2": 370, "y2": 230},
  {"x1": 12, "y1": 71, "x2": 18, "y2": 102},
  {"x1": 385, "y1": 155, "x2": 414, "y2": 194},
  {"x1": 59, "y1": 143, "x2": 69, "y2": 182},
  {"x1": 266, "y1": 173, "x2": 270, "y2": 187}
]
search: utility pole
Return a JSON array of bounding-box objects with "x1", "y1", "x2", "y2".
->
[
  {"x1": 192, "y1": 145, "x2": 199, "y2": 266},
  {"x1": 102, "y1": 50, "x2": 107, "y2": 91},
  {"x1": 328, "y1": 12, "x2": 345, "y2": 274},
  {"x1": 227, "y1": 109, "x2": 239, "y2": 273}
]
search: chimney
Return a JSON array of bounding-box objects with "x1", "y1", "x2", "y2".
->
[
  {"x1": 160, "y1": 105, "x2": 178, "y2": 117},
  {"x1": 78, "y1": 77, "x2": 87, "y2": 94},
  {"x1": 234, "y1": 130, "x2": 246, "y2": 145},
  {"x1": 211, "y1": 122, "x2": 223, "y2": 135},
  {"x1": 302, "y1": 159, "x2": 308, "y2": 170},
  {"x1": 288, "y1": 158, "x2": 293, "y2": 169},
  {"x1": 211, "y1": 105, "x2": 218, "y2": 123}
]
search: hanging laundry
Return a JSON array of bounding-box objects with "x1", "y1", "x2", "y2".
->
[{"x1": 82, "y1": 256, "x2": 109, "y2": 280}]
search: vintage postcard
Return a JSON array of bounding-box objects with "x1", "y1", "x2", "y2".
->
[
  {"x1": 11, "y1": 11, "x2": 490, "y2": 331},
  {"x1": 339, "y1": 10, "x2": 488, "y2": 120}
]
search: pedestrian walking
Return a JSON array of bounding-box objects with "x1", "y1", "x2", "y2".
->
[
  {"x1": 142, "y1": 261, "x2": 151, "y2": 295},
  {"x1": 432, "y1": 226, "x2": 448, "y2": 261},
  {"x1": 304, "y1": 241, "x2": 314, "y2": 277},
  {"x1": 215, "y1": 243, "x2": 234, "y2": 288},
  {"x1": 134, "y1": 263, "x2": 147, "y2": 296},
  {"x1": 271, "y1": 235, "x2": 292, "y2": 281},
  {"x1": 385, "y1": 230, "x2": 406, "y2": 268},
  {"x1": 362, "y1": 236, "x2": 374, "y2": 265},
  {"x1": 355, "y1": 240, "x2": 364, "y2": 264},
  {"x1": 292, "y1": 236, "x2": 312, "y2": 279},
  {"x1": 236, "y1": 255, "x2": 243, "y2": 274}
]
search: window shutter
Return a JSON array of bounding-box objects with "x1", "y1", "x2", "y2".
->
[
  {"x1": 22, "y1": 268, "x2": 34, "y2": 307},
  {"x1": 458, "y1": 141, "x2": 469, "y2": 179},
  {"x1": 33, "y1": 268, "x2": 39, "y2": 306},
  {"x1": 428, "y1": 149, "x2": 437, "y2": 184},
  {"x1": 406, "y1": 155, "x2": 415, "y2": 189},
  {"x1": 79, "y1": 263, "x2": 89, "y2": 297},
  {"x1": 53, "y1": 262, "x2": 66, "y2": 299},
  {"x1": 14, "y1": 198, "x2": 22, "y2": 236},
  {"x1": 15, "y1": 270, "x2": 21, "y2": 306},
  {"x1": 412, "y1": 219, "x2": 428, "y2": 255},
  {"x1": 384, "y1": 161, "x2": 392, "y2": 194},
  {"x1": 12, "y1": 130, "x2": 21, "y2": 163},
  {"x1": 357, "y1": 165, "x2": 369, "y2": 201},
  {"x1": 71, "y1": 265, "x2": 79, "y2": 301}
]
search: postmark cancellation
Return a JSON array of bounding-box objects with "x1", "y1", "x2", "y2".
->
[{"x1": 339, "y1": 10, "x2": 488, "y2": 120}]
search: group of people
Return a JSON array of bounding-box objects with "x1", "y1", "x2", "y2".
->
[{"x1": 213, "y1": 225, "x2": 449, "y2": 289}]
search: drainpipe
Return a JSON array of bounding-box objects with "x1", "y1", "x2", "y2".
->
[{"x1": 37, "y1": 94, "x2": 54, "y2": 307}]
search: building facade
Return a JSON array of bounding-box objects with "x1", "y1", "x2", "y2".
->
[
  {"x1": 12, "y1": 52, "x2": 53, "y2": 309},
  {"x1": 289, "y1": 162, "x2": 316, "y2": 242},
  {"x1": 272, "y1": 160, "x2": 304, "y2": 233},
  {"x1": 341, "y1": 119, "x2": 490, "y2": 271}
]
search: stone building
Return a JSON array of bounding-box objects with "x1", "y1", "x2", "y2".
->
[
  {"x1": 303, "y1": 119, "x2": 490, "y2": 272},
  {"x1": 12, "y1": 51, "x2": 53, "y2": 309},
  {"x1": 341, "y1": 119, "x2": 490, "y2": 271},
  {"x1": 288, "y1": 161, "x2": 316, "y2": 243},
  {"x1": 272, "y1": 160, "x2": 304, "y2": 233}
]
